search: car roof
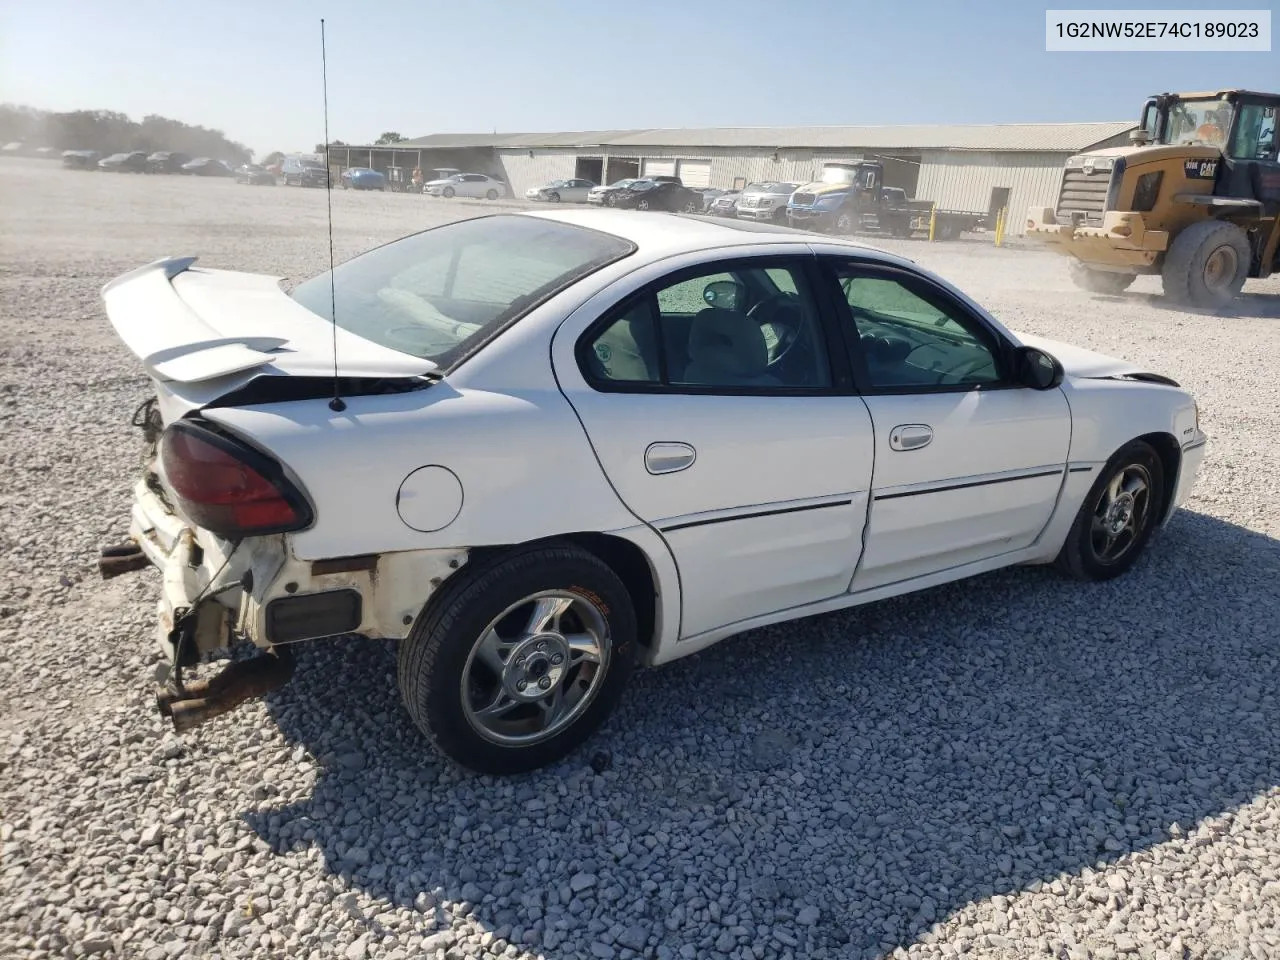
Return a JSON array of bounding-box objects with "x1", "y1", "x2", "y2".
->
[{"x1": 519, "y1": 208, "x2": 914, "y2": 266}]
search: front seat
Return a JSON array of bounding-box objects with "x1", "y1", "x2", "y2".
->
[{"x1": 681, "y1": 308, "x2": 780, "y2": 387}]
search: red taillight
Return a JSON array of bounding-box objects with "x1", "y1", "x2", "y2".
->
[{"x1": 159, "y1": 421, "x2": 312, "y2": 538}]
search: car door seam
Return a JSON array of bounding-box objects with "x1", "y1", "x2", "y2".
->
[
  {"x1": 545, "y1": 321, "x2": 686, "y2": 641},
  {"x1": 1029, "y1": 386, "x2": 1076, "y2": 548}
]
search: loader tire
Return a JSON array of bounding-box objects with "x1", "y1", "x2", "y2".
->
[{"x1": 1161, "y1": 220, "x2": 1250, "y2": 309}]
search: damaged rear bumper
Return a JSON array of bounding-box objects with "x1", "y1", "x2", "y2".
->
[{"x1": 104, "y1": 473, "x2": 469, "y2": 730}]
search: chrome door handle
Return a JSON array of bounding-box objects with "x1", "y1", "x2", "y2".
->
[
  {"x1": 889, "y1": 424, "x2": 933, "y2": 451},
  {"x1": 645, "y1": 442, "x2": 696, "y2": 475}
]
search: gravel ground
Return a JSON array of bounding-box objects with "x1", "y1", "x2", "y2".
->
[{"x1": 1, "y1": 157, "x2": 1278, "y2": 960}]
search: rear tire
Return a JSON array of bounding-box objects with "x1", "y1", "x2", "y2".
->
[
  {"x1": 1069, "y1": 261, "x2": 1136, "y2": 295},
  {"x1": 1055, "y1": 440, "x2": 1165, "y2": 582},
  {"x1": 1161, "y1": 219, "x2": 1251, "y2": 308},
  {"x1": 397, "y1": 543, "x2": 637, "y2": 775}
]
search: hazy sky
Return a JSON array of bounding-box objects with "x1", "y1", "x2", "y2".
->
[{"x1": 2, "y1": 0, "x2": 1276, "y2": 157}]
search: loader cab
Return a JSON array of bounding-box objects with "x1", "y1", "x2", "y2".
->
[{"x1": 1143, "y1": 91, "x2": 1280, "y2": 203}]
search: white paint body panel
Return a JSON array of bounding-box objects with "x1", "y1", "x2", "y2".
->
[
  {"x1": 104, "y1": 210, "x2": 1207, "y2": 671},
  {"x1": 855, "y1": 389, "x2": 1071, "y2": 589}
]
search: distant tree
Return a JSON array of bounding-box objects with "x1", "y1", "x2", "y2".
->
[
  {"x1": 262, "y1": 151, "x2": 285, "y2": 167},
  {"x1": 315, "y1": 139, "x2": 346, "y2": 155},
  {"x1": 376, "y1": 131, "x2": 406, "y2": 144},
  {"x1": 0, "y1": 103, "x2": 251, "y2": 164}
]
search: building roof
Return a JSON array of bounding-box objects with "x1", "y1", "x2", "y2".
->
[{"x1": 346, "y1": 121, "x2": 1136, "y2": 154}]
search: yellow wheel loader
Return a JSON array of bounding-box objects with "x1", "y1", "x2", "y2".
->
[{"x1": 1026, "y1": 90, "x2": 1279, "y2": 308}]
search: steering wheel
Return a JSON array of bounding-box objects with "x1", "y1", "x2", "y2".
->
[{"x1": 747, "y1": 294, "x2": 806, "y2": 366}]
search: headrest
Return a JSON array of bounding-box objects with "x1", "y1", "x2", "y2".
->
[{"x1": 687, "y1": 308, "x2": 769, "y2": 378}]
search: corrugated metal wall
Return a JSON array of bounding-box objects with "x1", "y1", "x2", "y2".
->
[
  {"x1": 495, "y1": 145, "x2": 1075, "y2": 235},
  {"x1": 915, "y1": 150, "x2": 1069, "y2": 235},
  {"x1": 496, "y1": 151, "x2": 585, "y2": 193}
]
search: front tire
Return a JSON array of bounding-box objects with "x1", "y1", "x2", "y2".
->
[
  {"x1": 834, "y1": 211, "x2": 856, "y2": 234},
  {"x1": 547, "y1": 191, "x2": 560, "y2": 202},
  {"x1": 1069, "y1": 260, "x2": 1136, "y2": 295},
  {"x1": 398, "y1": 543, "x2": 637, "y2": 775},
  {"x1": 1161, "y1": 219, "x2": 1250, "y2": 308},
  {"x1": 1055, "y1": 440, "x2": 1165, "y2": 582},
  {"x1": 486, "y1": 189, "x2": 499, "y2": 200},
  {"x1": 443, "y1": 186, "x2": 455, "y2": 198}
]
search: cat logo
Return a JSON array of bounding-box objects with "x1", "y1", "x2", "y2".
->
[{"x1": 1183, "y1": 159, "x2": 1219, "y2": 180}]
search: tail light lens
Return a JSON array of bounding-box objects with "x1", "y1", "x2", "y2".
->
[{"x1": 159, "y1": 420, "x2": 313, "y2": 539}]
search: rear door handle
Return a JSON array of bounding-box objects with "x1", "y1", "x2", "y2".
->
[
  {"x1": 889, "y1": 424, "x2": 933, "y2": 451},
  {"x1": 645, "y1": 442, "x2": 696, "y2": 475}
]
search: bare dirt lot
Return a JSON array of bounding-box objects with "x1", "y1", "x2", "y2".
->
[{"x1": 1, "y1": 157, "x2": 1279, "y2": 960}]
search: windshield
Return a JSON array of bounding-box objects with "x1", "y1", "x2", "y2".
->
[
  {"x1": 1162, "y1": 98, "x2": 1235, "y2": 148},
  {"x1": 291, "y1": 215, "x2": 635, "y2": 369},
  {"x1": 820, "y1": 166, "x2": 860, "y2": 185}
]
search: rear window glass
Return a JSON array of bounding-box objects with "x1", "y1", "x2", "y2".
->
[{"x1": 291, "y1": 215, "x2": 635, "y2": 369}]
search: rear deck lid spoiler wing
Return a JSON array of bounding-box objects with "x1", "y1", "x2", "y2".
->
[{"x1": 101, "y1": 256, "x2": 438, "y2": 394}]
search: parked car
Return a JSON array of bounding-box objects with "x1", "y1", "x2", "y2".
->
[
  {"x1": 146, "y1": 151, "x2": 192, "y2": 174},
  {"x1": 282, "y1": 155, "x2": 329, "y2": 187},
  {"x1": 236, "y1": 164, "x2": 278, "y2": 186},
  {"x1": 694, "y1": 188, "x2": 731, "y2": 211},
  {"x1": 424, "y1": 173, "x2": 508, "y2": 199},
  {"x1": 61, "y1": 149, "x2": 101, "y2": 170},
  {"x1": 587, "y1": 178, "x2": 643, "y2": 206},
  {"x1": 707, "y1": 190, "x2": 742, "y2": 217},
  {"x1": 341, "y1": 167, "x2": 387, "y2": 191},
  {"x1": 181, "y1": 157, "x2": 235, "y2": 177},
  {"x1": 98, "y1": 151, "x2": 150, "y2": 173},
  {"x1": 611, "y1": 178, "x2": 704, "y2": 212},
  {"x1": 734, "y1": 181, "x2": 800, "y2": 223},
  {"x1": 525, "y1": 178, "x2": 596, "y2": 203},
  {"x1": 98, "y1": 210, "x2": 1207, "y2": 775}
]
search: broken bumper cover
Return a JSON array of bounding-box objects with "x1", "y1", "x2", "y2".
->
[
  {"x1": 121, "y1": 476, "x2": 470, "y2": 666},
  {"x1": 1024, "y1": 208, "x2": 1170, "y2": 268}
]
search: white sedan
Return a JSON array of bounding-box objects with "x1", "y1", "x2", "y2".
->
[
  {"x1": 525, "y1": 178, "x2": 596, "y2": 202},
  {"x1": 99, "y1": 210, "x2": 1206, "y2": 775},
  {"x1": 423, "y1": 172, "x2": 507, "y2": 199}
]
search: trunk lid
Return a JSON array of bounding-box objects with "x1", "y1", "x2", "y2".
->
[{"x1": 103, "y1": 257, "x2": 436, "y2": 419}]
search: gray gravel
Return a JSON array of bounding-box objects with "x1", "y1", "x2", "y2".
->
[{"x1": 2, "y1": 156, "x2": 1279, "y2": 960}]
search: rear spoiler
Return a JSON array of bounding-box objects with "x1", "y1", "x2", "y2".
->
[{"x1": 102, "y1": 256, "x2": 293, "y2": 384}]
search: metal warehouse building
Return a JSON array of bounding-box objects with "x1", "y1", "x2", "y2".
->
[{"x1": 332, "y1": 121, "x2": 1137, "y2": 236}]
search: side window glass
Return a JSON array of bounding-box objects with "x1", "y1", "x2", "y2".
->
[
  {"x1": 839, "y1": 271, "x2": 1002, "y2": 389},
  {"x1": 584, "y1": 298, "x2": 660, "y2": 384},
  {"x1": 1229, "y1": 104, "x2": 1278, "y2": 160},
  {"x1": 661, "y1": 266, "x2": 830, "y2": 389},
  {"x1": 764, "y1": 268, "x2": 798, "y2": 294}
]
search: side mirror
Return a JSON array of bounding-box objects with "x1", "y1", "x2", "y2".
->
[
  {"x1": 1014, "y1": 346, "x2": 1064, "y2": 390},
  {"x1": 703, "y1": 279, "x2": 744, "y2": 311}
]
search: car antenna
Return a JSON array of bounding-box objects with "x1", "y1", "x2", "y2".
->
[{"x1": 320, "y1": 18, "x2": 345, "y2": 413}]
